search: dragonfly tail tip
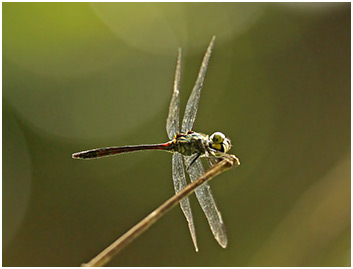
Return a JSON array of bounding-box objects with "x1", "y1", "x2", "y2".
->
[{"x1": 72, "y1": 152, "x2": 81, "y2": 159}]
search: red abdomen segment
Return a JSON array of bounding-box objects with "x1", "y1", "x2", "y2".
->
[{"x1": 72, "y1": 142, "x2": 172, "y2": 160}]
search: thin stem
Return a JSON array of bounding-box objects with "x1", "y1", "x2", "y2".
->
[{"x1": 82, "y1": 155, "x2": 240, "y2": 267}]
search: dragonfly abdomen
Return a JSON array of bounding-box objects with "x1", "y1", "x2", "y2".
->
[{"x1": 72, "y1": 143, "x2": 173, "y2": 159}]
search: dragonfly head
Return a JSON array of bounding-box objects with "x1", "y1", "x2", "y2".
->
[{"x1": 209, "y1": 132, "x2": 232, "y2": 154}]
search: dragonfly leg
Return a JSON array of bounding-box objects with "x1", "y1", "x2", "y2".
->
[
  {"x1": 205, "y1": 147, "x2": 235, "y2": 167},
  {"x1": 186, "y1": 153, "x2": 201, "y2": 171},
  {"x1": 206, "y1": 157, "x2": 219, "y2": 167},
  {"x1": 204, "y1": 149, "x2": 219, "y2": 167}
]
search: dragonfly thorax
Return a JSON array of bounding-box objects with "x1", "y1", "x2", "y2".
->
[
  {"x1": 171, "y1": 131, "x2": 231, "y2": 158},
  {"x1": 171, "y1": 132, "x2": 209, "y2": 156}
]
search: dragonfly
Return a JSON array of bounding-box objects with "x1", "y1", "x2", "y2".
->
[{"x1": 73, "y1": 36, "x2": 236, "y2": 252}]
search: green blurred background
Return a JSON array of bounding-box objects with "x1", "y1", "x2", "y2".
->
[{"x1": 3, "y1": 2, "x2": 350, "y2": 266}]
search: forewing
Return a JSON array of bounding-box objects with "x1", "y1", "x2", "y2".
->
[
  {"x1": 181, "y1": 36, "x2": 215, "y2": 133},
  {"x1": 184, "y1": 155, "x2": 228, "y2": 248},
  {"x1": 172, "y1": 153, "x2": 199, "y2": 251},
  {"x1": 166, "y1": 48, "x2": 181, "y2": 140}
]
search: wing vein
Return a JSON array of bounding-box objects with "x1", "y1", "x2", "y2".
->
[
  {"x1": 172, "y1": 153, "x2": 198, "y2": 251},
  {"x1": 166, "y1": 48, "x2": 181, "y2": 140},
  {"x1": 184, "y1": 156, "x2": 228, "y2": 248},
  {"x1": 181, "y1": 36, "x2": 215, "y2": 133}
]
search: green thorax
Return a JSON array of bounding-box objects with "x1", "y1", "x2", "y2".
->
[{"x1": 171, "y1": 131, "x2": 209, "y2": 156}]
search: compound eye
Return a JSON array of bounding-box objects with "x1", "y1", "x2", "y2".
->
[
  {"x1": 210, "y1": 132, "x2": 225, "y2": 144},
  {"x1": 223, "y1": 138, "x2": 232, "y2": 152}
]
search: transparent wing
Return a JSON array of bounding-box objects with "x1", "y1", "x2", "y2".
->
[
  {"x1": 166, "y1": 48, "x2": 181, "y2": 140},
  {"x1": 181, "y1": 36, "x2": 215, "y2": 133},
  {"x1": 172, "y1": 153, "x2": 198, "y2": 251},
  {"x1": 184, "y1": 155, "x2": 228, "y2": 248}
]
